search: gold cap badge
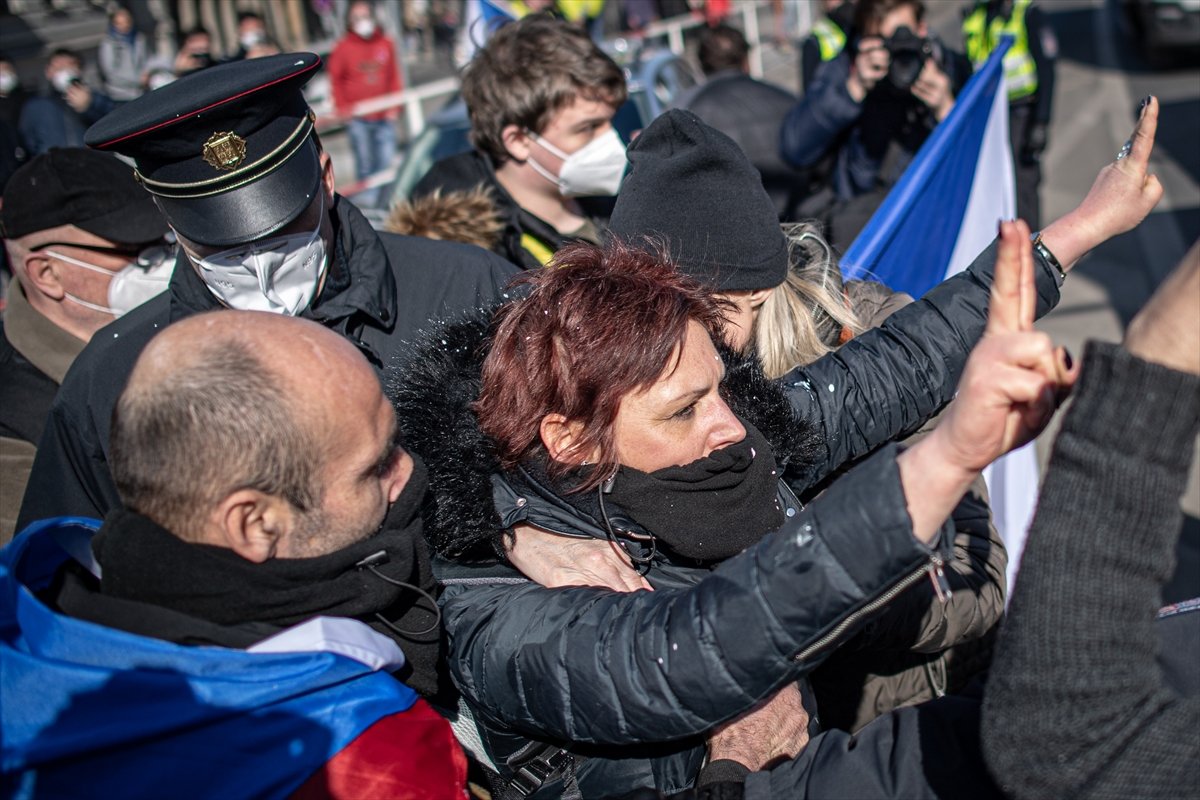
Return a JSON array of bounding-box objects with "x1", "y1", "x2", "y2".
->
[{"x1": 202, "y1": 131, "x2": 247, "y2": 171}]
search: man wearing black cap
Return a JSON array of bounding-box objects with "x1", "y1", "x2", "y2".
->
[
  {"x1": 14, "y1": 53, "x2": 519, "y2": 534},
  {"x1": 0, "y1": 148, "x2": 170, "y2": 542}
]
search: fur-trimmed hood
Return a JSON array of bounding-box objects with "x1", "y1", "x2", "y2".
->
[{"x1": 387, "y1": 308, "x2": 821, "y2": 561}]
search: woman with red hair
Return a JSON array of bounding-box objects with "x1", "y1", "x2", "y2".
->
[{"x1": 393, "y1": 222, "x2": 1072, "y2": 798}]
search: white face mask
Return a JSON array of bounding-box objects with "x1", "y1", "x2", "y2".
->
[
  {"x1": 51, "y1": 69, "x2": 80, "y2": 94},
  {"x1": 352, "y1": 18, "x2": 376, "y2": 38},
  {"x1": 189, "y1": 193, "x2": 327, "y2": 316},
  {"x1": 240, "y1": 30, "x2": 264, "y2": 49},
  {"x1": 48, "y1": 250, "x2": 173, "y2": 317},
  {"x1": 0, "y1": 70, "x2": 17, "y2": 95},
  {"x1": 526, "y1": 127, "x2": 627, "y2": 197}
]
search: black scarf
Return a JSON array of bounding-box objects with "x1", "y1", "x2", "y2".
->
[
  {"x1": 83, "y1": 457, "x2": 444, "y2": 697},
  {"x1": 605, "y1": 420, "x2": 785, "y2": 562}
]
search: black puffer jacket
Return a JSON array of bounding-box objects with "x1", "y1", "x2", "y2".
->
[
  {"x1": 772, "y1": 238, "x2": 1063, "y2": 493},
  {"x1": 392, "y1": 313, "x2": 957, "y2": 797}
]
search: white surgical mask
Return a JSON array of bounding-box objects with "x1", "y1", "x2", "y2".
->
[
  {"x1": 526, "y1": 127, "x2": 627, "y2": 197},
  {"x1": 48, "y1": 250, "x2": 173, "y2": 317},
  {"x1": 51, "y1": 69, "x2": 80, "y2": 94},
  {"x1": 190, "y1": 193, "x2": 327, "y2": 316},
  {"x1": 240, "y1": 31, "x2": 264, "y2": 49},
  {"x1": 352, "y1": 19, "x2": 376, "y2": 38},
  {"x1": 0, "y1": 70, "x2": 17, "y2": 95}
]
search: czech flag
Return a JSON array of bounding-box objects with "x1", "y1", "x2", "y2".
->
[{"x1": 842, "y1": 40, "x2": 1038, "y2": 594}]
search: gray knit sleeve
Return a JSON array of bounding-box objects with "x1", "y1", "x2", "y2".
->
[{"x1": 981, "y1": 341, "x2": 1200, "y2": 800}]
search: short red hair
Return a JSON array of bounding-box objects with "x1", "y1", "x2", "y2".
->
[{"x1": 476, "y1": 239, "x2": 730, "y2": 491}]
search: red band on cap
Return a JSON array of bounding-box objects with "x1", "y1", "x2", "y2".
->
[{"x1": 93, "y1": 57, "x2": 322, "y2": 149}]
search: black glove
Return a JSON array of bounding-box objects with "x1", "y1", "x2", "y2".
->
[{"x1": 1021, "y1": 121, "x2": 1048, "y2": 165}]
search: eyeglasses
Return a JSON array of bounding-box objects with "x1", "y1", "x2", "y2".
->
[{"x1": 30, "y1": 239, "x2": 175, "y2": 269}]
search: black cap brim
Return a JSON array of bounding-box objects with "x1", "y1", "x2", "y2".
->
[
  {"x1": 153, "y1": 137, "x2": 322, "y2": 247},
  {"x1": 75, "y1": 191, "x2": 170, "y2": 244}
]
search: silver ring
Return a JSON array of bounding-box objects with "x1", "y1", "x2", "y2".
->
[{"x1": 1116, "y1": 139, "x2": 1133, "y2": 160}]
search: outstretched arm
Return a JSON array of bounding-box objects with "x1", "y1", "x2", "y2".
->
[
  {"x1": 982, "y1": 240, "x2": 1200, "y2": 799},
  {"x1": 784, "y1": 97, "x2": 1163, "y2": 491}
]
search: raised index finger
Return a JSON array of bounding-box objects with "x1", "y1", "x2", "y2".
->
[
  {"x1": 1128, "y1": 95, "x2": 1158, "y2": 169},
  {"x1": 988, "y1": 220, "x2": 1025, "y2": 334}
]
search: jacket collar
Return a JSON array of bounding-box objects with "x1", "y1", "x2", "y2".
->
[
  {"x1": 389, "y1": 309, "x2": 820, "y2": 561},
  {"x1": 2, "y1": 279, "x2": 86, "y2": 383},
  {"x1": 423, "y1": 151, "x2": 603, "y2": 269},
  {"x1": 166, "y1": 194, "x2": 397, "y2": 333}
]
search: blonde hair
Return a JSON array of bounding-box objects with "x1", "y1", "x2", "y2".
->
[{"x1": 753, "y1": 222, "x2": 866, "y2": 379}]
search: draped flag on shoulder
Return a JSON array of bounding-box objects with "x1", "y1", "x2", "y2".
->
[
  {"x1": 0, "y1": 518, "x2": 437, "y2": 799},
  {"x1": 841, "y1": 39, "x2": 1037, "y2": 595}
]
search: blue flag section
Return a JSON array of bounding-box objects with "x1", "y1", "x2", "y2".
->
[
  {"x1": 478, "y1": 0, "x2": 519, "y2": 28},
  {"x1": 0, "y1": 518, "x2": 419, "y2": 800},
  {"x1": 841, "y1": 39, "x2": 1014, "y2": 297},
  {"x1": 841, "y1": 39, "x2": 1039, "y2": 597}
]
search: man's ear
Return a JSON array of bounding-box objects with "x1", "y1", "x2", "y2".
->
[
  {"x1": 539, "y1": 413, "x2": 596, "y2": 464},
  {"x1": 319, "y1": 151, "x2": 336, "y2": 199},
  {"x1": 501, "y1": 124, "x2": 532, "y2": 163},
  {"x1": 21, "y1": 251, "x2": 66, "y2": 300},
  {"x1": 213, "y1": 489, "x2": 294, "y2": 563}
]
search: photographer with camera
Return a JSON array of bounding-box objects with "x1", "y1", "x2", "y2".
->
[
  {"x1": 17, "y1": 49, "x2": 115, "y2": 156},
  {"x1": 780, "y1": 0, "x2": 971, "y2": 246}
]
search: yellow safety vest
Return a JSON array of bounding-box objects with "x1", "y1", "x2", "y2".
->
[
  {"x1": 512, "y1": 0, "x2": 604, "y2": 22},
  {"x1": 812, "y1": 17, "x2": 847, "y2": 62},
  {"x1": 962, "y1": 0, "x2": 1038, "y2": 101},
  {"x1": 555, "y1": 0, "x2": 605, "y2": 23}
]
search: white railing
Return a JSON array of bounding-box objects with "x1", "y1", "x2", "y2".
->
[{"x1": 314, "y1": 75, "x2": 461, "y2": 140}]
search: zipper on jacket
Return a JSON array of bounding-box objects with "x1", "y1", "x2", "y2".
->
[
  {"x1": 926, "y1": 554, "x2": 953, "y2": 604},
  {"x1": 792, "y1": 553, "x2": 946, "y2": 664}
]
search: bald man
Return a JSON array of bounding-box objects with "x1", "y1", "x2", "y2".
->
[{"x1": 0, "y1": 310, "x2": 466, "y2": 798}]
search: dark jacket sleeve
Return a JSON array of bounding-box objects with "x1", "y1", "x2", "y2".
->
[
  {"x1": 441, "y1": 446, "x2": 949, "y2": 745},
  {"x1": 981, "y1": 342, "x2": 1200, "y2": 799},
  {"x1": 800, "y1": 37, "x2": 823, "y2": 94},
  {"x1": 15, "y1": 302, "x2": 162, "y2": 531},
  {"x1": 780, "y1": 239, "x2": 1062, "y2": 493},
  {"x1": 745, "y1": 687, "x2": 1003, "y2": 800},
  {"x1": 780, "y1": 53, "x2": 860, "y2": 169},
  {"x1": 15, "y1": 393, "x2": 117, "y2": 528}
]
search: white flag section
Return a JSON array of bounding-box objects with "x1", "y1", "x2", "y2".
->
[{"x1": 841, "y1": 39, "x2": 1037, "y2": 596}]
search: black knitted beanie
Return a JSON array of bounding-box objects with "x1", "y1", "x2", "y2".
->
[{"x1": 609, "y1": 109, "x2": 788, "y2": 292}]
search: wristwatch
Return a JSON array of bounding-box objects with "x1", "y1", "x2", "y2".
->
[{"x1": 1031, "y1": 231, "x2": 1066, "y2": 283}]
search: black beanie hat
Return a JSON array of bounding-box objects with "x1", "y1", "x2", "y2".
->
[{"x1": 608, "y1": 109, "x2": 787, "y2": 292}]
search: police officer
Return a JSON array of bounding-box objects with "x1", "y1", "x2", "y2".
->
[
  {"x1": 15, "y1": 53, "x2": 520, "y2": 531},
  {"x1": 963, "y1": 0, "x2": 1057, "y2": 228},
  {"x1": 800, "y1": 0, "x2": 856, "y2": 92}
]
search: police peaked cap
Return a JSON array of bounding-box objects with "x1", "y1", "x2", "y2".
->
[{"x1": 85, "y1": 53, "x2": 323, "y2": 247}]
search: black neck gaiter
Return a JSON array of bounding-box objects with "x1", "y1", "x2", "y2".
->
[
  {"x1": 90, "y1": 457, "x2": 444, "y2": 697},
  {"x1": 605, "y1": 420, "x2": 785, "y2": 563}
]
